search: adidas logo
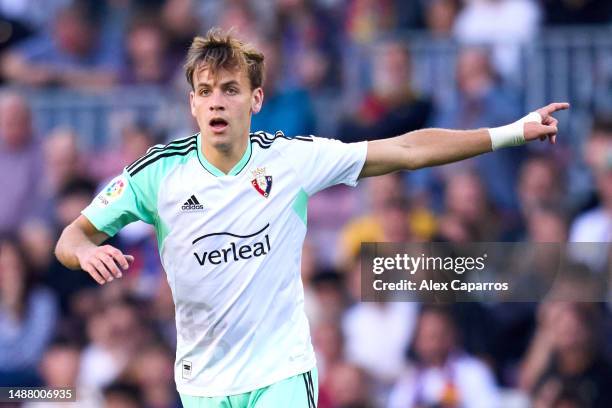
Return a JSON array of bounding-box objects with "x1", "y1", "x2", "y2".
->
[{"x1": 181, "y1": 195, "x2": 204, "y2": 211}]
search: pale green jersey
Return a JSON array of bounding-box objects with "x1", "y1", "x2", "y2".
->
[{"x1": 82, "y1": 131, "x2": 367, "y2": 397}]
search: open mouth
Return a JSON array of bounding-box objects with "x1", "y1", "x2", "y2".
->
[{"x1": 209, "y1": 118, "x2": 229, "y2": 132}]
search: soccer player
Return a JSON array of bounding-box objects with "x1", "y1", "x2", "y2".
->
[{"x1": 55, "y1": 29, "x2": 569, "y2": 408}]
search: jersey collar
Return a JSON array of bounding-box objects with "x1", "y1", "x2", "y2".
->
[{"x1": 196, "y1": 133, "x2": 252, "y2": 177}]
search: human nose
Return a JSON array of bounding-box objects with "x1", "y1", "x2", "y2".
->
[{"x1": 208, "y1": 90, "x2": 225, "y2": 111}]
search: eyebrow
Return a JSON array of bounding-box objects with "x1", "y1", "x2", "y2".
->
[
  {"x1": 196, "y1": 80, "x2": 241, "y2": 89},
  {"x1": 221, "y1": 80, "x2": 240, "y2": 87}
]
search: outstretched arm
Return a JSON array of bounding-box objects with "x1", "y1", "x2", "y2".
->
[
  {"x1": 359, "y1": 102, "x2": 569, "y2": 178},
  {"x1": 55, "y1": 215, "x2": 133, "y2": 285}
]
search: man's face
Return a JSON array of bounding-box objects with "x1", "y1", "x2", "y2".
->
[
  {"x1": 54, "y1": 10, "x2": 95, "y2": 56},
  {"x1": 414, "y1": 313, "x2": 455, "y2": 366},
  {"x1": 190, "y1": 66, "x2": 263, "y2": 151},
  {"x1": 0, "y1": 97, "x2": 32, "y2": 149}
]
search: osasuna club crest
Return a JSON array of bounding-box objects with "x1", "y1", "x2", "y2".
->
[{"x1": 251, "y1": 167, "x2": 272, "y2": 198}]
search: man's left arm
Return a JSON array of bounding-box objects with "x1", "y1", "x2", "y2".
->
[{"x1": 359, "y1": 102, "x2": 569, "y2": 178}]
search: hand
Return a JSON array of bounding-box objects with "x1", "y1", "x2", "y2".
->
[
  {"x1": 76, "y1": 244, "x2": 134, "y2": 285},
  {"x1": 524, "y1": 102, "x2": 570, "y2": 144}
]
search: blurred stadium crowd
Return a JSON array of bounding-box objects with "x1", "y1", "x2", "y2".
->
[{"x1": 0, "y1": 0, "x2": 611, "y2": 407}]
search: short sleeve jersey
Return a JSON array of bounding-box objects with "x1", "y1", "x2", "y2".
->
[{"x1": 82, "y1": 131, "x2": 367, "y2": 397}]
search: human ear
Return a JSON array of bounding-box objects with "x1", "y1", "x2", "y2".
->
[
  {"x1": 251, "y1": 88, "x2": 264, "y2": 114},
  {"x1": 189, "y1": 91, "x2": 196, "y2": 117}
]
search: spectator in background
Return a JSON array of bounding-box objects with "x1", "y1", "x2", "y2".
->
[
  {"x1": 581, "y1": 118, "x2": 612, "y2": 196},
  {"x1": 160, "y1": 0, "x2": 200, "y2": 69},
  {"x1": 45, "y1": 178, "x2": 100, "y2": 314},
  {"x1": 0, "y1": 1, "x2": 121, "y2": 89},
  {"x1": 570, "y1": 119, "x2": 612, "y2": 242},
  {"x1": 435, "y1": 170, "x2": 501, "y2": 241},
  {"x1": 274, "y1": 0, "x2": 341, "y2": 88},
  {"x1": 18, "y1": 219, "x2": 55, "y2": 274},
  {"x1": 484, "y1": 205, "x2": 569, "y2": 387},
  {"x1": 19, "y1": 128, "x2": 87, "y2": 285},
  {"x1": 312, "y1": 320, "x2": 345, "y2": 384},
  {"x1": 0, "y1": 235, "x2": 58, "y2": 387},
  {"x1": 89, "y1": 121, "x2": 160, "y2": 184},
  {"x1": 323, "y1": 362, "x2": 374, "y2": 408},
  {"x1": 44, "y1": 127, "x2": 83, "y2": 192},
  {"x1": 424, "y1": 0, "x2": 460, "y2": 38},
  {"x1": 433, "y1": 213, "x2": 475, "y2": 243},
  {"x1": 250, "y1": 37, "x2": 316, "y2": 136},
  {"x1": 23, "y1": 340, "x2": 103, "y2": 407},
  {"x1": 122, "y1": 342, "x2": 180, "y2": 408},
  {"x1": 338, "y1": 39, "x2": 432, "y2": 143},
  {"x1": 341, "y1": 241, "x2": 419, "y2": 389},
  {"x1": 509, "y1": 153, "x2": 566, "y2": 239},
  {"x1": 388, "y1": 306, "x2": 498, "y2": 408},
  {"x1": 518, "y1": 154, "x2": 565, "y2": 216},
  {"x1": 120, "y1": 14, "x2": 176, "y2": 86},
  {"x1": 79, "y1": 296, "x2": 151, "y2": 390},
  {"x1": 342, "y1": 298, "x2": 419, "y2": 389},
  {"x1": 217, "y1": 0, "x2": 260, "y2": 44},
  {"x1": 338, "y1": 173, "x2": 436, "y2": 268},
  {"x1": 504, "y1": 212, "x2": 569, "y2": 302},
  {"x1": 41, "y1": 128, "x2": 87, "y2": 215},
  {"x1": 453, "y1": 0, "x2": 541, "y2": 80},
  {"x1": 51, "y1": 177, "x2": 97, "y2": 242},
  {"x1": 431, "y1": 47, "x2": 523, "y2": 210},
  {"x1": 0, "y1": 91, "x2": 42, "y2": 234},
  {"x1": 0, "y1": 0, "x2": 71, "y2": 80},
  {"x1": 296, "y1": 45, "x2": 334, "y2": 94},
  {"x1": 310, "y1": 269, "x2": 349, "y2": 326},
  {"x1": 521, "y1": 302, "x2": 612, "y2": 408},
  {"x1": 527, "y1": 206, "x2": 568, "y2": 243}
]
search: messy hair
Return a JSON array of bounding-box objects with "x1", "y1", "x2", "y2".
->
[{"x1": 184, "y1": 28, "x2": 265, "y2": 90}]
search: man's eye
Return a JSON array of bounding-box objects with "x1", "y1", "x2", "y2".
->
[
  {"x1": 200, "y1": 89, "x2": 210, "y2": 96},
  {"x1": 227, "y1": 88, "x2": 238, "y2": 95}
]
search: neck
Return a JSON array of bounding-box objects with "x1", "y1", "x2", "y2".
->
[
  {"x1": 201, "y1": 134, "x2": 248, "y2": 174},
  {"x1": 558, "y1": 349, "x2": 592, "y2": 375}
]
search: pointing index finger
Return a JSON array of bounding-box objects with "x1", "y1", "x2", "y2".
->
[{"x1": 545, "y1": 102, "x2": 570, "y2": 114}]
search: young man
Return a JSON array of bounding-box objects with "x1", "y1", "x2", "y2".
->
[{"x1": 55, "y1": 29, "x2": 569, "y2": 407}]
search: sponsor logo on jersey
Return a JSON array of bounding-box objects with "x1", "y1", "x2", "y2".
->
[
  {"x1": 181, "y1": 194, "x2": 204, "y2": 211},
  {"x1": 95, "y1": 176, "x2": 126, "y2": 207},
  {"x1": 192, "y1": 224, "x2": 271, "y2": 267},
  {"x1": 250, "y1": 167, "x2": 272, "y2": 198}
]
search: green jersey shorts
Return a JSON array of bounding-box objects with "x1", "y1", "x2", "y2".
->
[{"x1": 179, "y1": 368, "x2": 318, "y2": 408}]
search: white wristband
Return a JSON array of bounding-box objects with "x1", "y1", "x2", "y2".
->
[{"x1": 488, "y1": 112, "x2": 542, "y2": 150}]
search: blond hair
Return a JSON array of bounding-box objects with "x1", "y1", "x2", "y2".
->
[{"x1": 184, "y1": 28, "x2": 265, "y2": 90}]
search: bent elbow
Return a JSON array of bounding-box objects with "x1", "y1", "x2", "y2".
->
[
  {"x1": 54, "y1": 224, "x2": 79, "y2": 269},
  {"x1": 54, "y1": 228, "x2": 67, "y2": 264}
]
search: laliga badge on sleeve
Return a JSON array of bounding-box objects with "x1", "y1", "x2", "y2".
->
[{"x1": 95, "y1": 176, "x2": 127, "y2": 208}]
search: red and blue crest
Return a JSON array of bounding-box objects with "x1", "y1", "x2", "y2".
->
[{"x1": 251, "y1": 175, "x2": 273, "y2": 198}]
